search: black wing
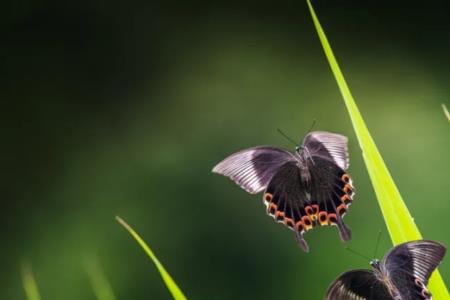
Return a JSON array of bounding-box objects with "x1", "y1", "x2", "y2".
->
[
  {"x1": 382, "y1": 240, "x2": 446, "y2": 300},
  {"x1": 308, "y1": 156, "x2": 353, "y2": 242},
  {"x1": 302, "y1": 131, "x2": 353, "y2": 243},
  {"x1": 263, "y1": 158, "x2": 352, "y2": 252},
  {"x1": 263, "y1": 161, "x2": 310, "y2": 251},
  {"x1": 212, "y1": 146, "x2": 296, "y2": 194},
  {"x1": 326, "y1": 269, "x2": 394, "y2": 300}
]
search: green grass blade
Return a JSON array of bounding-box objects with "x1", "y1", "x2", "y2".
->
[
  {"x1": 84, "y1": 257, "x2": 117, "y2": 300},
  {"x1": 116, "y1": 216, "x2": 187, "y2": 300},
  {"x1": 306, "y1": 0, "x2": 449, "y2": 297},
  {"x1": 442, "y1": 103, "x2": 450, "y2": 122},
  {"x1": 21, "y1": 262, "x2": 42, "y2": 300}
]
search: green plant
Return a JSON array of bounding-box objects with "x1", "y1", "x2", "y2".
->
[
  {"x1": 442, "y1": 104, "x2": 450, "y2": 122},
  {"x1": 84, "y1": 257, "x2": 117, "y2": 300},
  {"x1": 21, "y1": 262, "x2": 42, "y2": 300},
  {"x1": 116, "y1": 216, "x2": 187, "y2": 300},
  {"x1": 306, "y1": 0, "x2": 449, "y2": 297}
]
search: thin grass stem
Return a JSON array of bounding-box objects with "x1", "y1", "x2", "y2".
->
[
  {"x1": 84, "y1": 257, "x2": 117, "y2": 300},
  {"x1": 116, "y1": 216, "x2": 187, "y2": 300},
  {"x1": 21, "y1": 262, "x2": 42, "y2": 300}
]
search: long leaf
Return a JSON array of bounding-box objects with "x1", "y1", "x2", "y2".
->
[
  {"x1": 306, "y1": 0, "x2": 449, "y2": 297},
  {"x1": 116, "y1": 216, "x2": 187, "y2": 300},
  {"x1": 442, "y1": 103, "x2": 450, "y2": 122},
  {"x1": 21, "y1": 262, "x2": 42, "y2": 300},
  {"x1": 84, "y1": 257, "x2": 117, "y2": 300}
]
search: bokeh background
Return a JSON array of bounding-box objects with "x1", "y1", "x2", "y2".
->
[{"x1": 3, "y1": 0, "x2": 450, "y2": 299}]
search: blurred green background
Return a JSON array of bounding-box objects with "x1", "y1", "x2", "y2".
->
[{"x1": 3, "y1": 0, "x2": 450, "y2": 299}]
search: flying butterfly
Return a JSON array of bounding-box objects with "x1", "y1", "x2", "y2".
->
[
  {"x1": 212, "y1": 131, "x2": 354, "y2": 252},
  {"x1": 326, "y1": 240, "x2": 446, "y2": 300}
]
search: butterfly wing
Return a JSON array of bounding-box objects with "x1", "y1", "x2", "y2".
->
[
  {"x1": 381, "y1": 240, "x2": 446, "y2": 299},
  {"x1": 326, "y1": 269, "x2": 394, "y2": 300},
  {"x1": 262, "y1": 161, "x2": 310, "y2": 251},
  {"x1": 308, "y1": 155, "x2": 353, "y2": 242},
  {"x1": 303, "y1": 131, "x2": 349, "y2": 170},
  {"x1": 263, "y1": 158, "x2": 352, "y2": 252},
  {"x1": 212, "y1": 146, "x2": 296, "y2": 194},
  {"x1": 302, "y1": 131, "x2": 354, "y2": 242},
  {"x1": 213, "y1": 133, "x2": 353, "y2": 251}
]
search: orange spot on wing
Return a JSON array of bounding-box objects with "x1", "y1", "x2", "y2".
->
[
  {"x1": 327, "y1": 213, "x2": 337, "y2": 225},
  {"x1": 341, "y1": 194, "x2": 351, "y2": 204},
  {"x1": 415, "y1": 278, "x2": 423, "y2": 287},
  {"x1": 341, "y1": 174, "x2": 351, "y2": 183},
  {"x1": 337, "y1": 204, "x2": 347, "y2": 216},
  {"x1": 284, "y1": 217, "x2": 294, "y2": 228},
  {"x1": 306, "y1": 204, "x2": 319, "y2": 221},
  {"x1": 343, "y1": 184, "x2": 352, "y2": 194},
  {"x1": 318, "y1": 211, "x2": 328, "y2": 225},
  {"x1": 301, "y1": 215, "x2": 313, "y2": 231},
  {"x1": 421, "y1": 289, "x2": 431, "y2": 298},
  {"x1": 268, "y1": 203, "x2": 277, "y2": 215},
  {"x1": 275, "y1": 210, "x2": 285, "y2": 221},
  {"x1": 264, "y1": 193, "x2": 273, "y2": 203},
  {"x1": 296, "y1": 221, "x2": 304, "y2": 232}
]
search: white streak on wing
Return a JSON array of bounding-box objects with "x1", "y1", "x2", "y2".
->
[
  {"x1": 407, "y1": 243, "x2": 436, "y2": 281},
  {"x1": 335, "y1": 281, "x2": 366, "y2": 300},
  {"x1": 309, "y1": 131, "x2": 349, "y2": 170},
  {"x1": 212, "y1": 149, "x2": 264, "y2": 194},
  {"x1": 212, "y1": 146, "x2": 297, "y2": 194},
  {"x1": 382, "y1": 240, "x2": 445, "y2": 298}
]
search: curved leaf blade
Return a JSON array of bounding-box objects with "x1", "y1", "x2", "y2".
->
[
  {"x1": 21, "y1": 262, "x2": 42, "y2": 300},
  {"x1": 116, "y1": 216, "x2": 187, "y2": 300},
  {"x1": 442, "y1": 103, "x2": 450, "y2": 122},
  {"x1": 84, "y1": 257, "x2": 117, "y2": 300}
]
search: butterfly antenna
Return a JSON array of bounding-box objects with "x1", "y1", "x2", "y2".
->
[
  {"x1": 307, "y1": 119, "x2": 317, "y2": 133},
  {"x1": 299, "y1": 119, "x2": 317, "y2": 148},
  {"x1": 373, "y1": 230, "x2": 382, "y2": 258},
  {"x1": 345, "y1": 247, "x2": 371, "y2": 261},
  {"x1": 277, "y1": 129, "x2": 298, "y2": 146}
]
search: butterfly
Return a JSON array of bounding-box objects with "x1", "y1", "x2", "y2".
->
[
  {"x1": 212, "y1": 131, "x2": 354, "y2": 252},
  {"x1": 326, "y1": 240, "x2": 446, "y2": 300}
]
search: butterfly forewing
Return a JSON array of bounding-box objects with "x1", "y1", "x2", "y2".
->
[
  {"x1": 303, "y1": 131, "x2": 349, "y2": 170},
  {"x1": 212, "y1": 146, "x2": 296, "y2": 194},
  {"x1": 326, "y1": 270, "x2": 394, "y2": 300},
  {"x1": 381, "y1": 240, "x2": 446, "y2": 299}
]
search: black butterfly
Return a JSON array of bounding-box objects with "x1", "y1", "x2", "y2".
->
[
  {"x1": 212, "y1": 131, "x2": 354, "y2": 252},
  {"x1": 326, "y1": 240, "x2": 446, "y2": 300}
]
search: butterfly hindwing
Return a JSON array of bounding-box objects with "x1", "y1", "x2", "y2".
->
[
  {"x1": 382, "y1": 240, "x2": 447, "y2": 299},
  {"x1": 326, "y1": 270, "x2": 394, "y2": 300},
  {"x1": 263, "y1": 161, "x2": 310, "y2": 251},
  {"x1": 212, "y1": 146, "x2": 296, "y2": 194},
  {"x1": 263, "y1": 157, "x2": 353, "y2": 252},
  {"x1": 308, "y1": 156, "x2": 353, "y2": 242}
]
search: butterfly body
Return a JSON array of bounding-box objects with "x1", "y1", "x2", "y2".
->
[
  {"x1": 213, "y1": 131, "x2": 354, "y2": 252},
  {"x1": 369, "y1": 260, "x2": 402, "y2": 299},
  {"x1": 326, "y1": 240, "x2": 446, "y2": 300}
]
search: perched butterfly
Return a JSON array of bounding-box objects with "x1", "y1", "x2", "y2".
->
[
  {"x1": 212, "y1": 131, "x2": 354, "y2": 252},
  {"x1": 326, "y1": 240, "x2": 446, "y2": 300}
]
